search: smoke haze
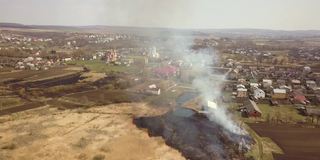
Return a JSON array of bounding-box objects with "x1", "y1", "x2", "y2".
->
[{"x1": 1, "y1": 0, "x2": 320, "y2": 30}]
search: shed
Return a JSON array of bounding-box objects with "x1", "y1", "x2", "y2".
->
[{"x1": 243, "y1": 99, "x2": 262, "y2": 117}]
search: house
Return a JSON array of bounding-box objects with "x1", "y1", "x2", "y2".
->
[
  {"x1": 250, "y1": 83, "x2": 259, "y2": 89},
  {"x1": 279, "y1": 85, "x2": 292, "y2": 93},
  {"x1": 236, "y1": 84, "x2": 246, "y2": 89},
  {"x1": 63, "y1": 58, "x2": 72, "y2": 62},
  {"x1": 238, "y1": 78, "x2": 246, "y2": 85},
  {"x1": 306, "y1": 80, "x2": 317, "y2": 89},
  {"x1": 291, "y1": 79, "x2": 301, "y2": 89},
  {"x1": 154, "y1": 65, "x2": 178, "y2": 78},
  {"x1": 272, "y1": 88, "x2": 287, "y2": 99},
  {"x1": 291, "y1": 90, "x2": 309, "y2": 105},
  {"x1": 242, "y1": 99, "x2": 262, "y2": 117},
  {"x1": 277, "y1": 79, "x2": 286, "y2": 86},
  {"x1": 237, "y1": 88, "x2": 248, "y2": 98},
  {"x1": 262, "y1": 79, "x2": 272, "y2": 88},
  {"x1": 105, "y1": 50, "x2": 119, "y2": 63},
  {"x1": 253, "y1": 87, "x2": 265, "y2": 99}
]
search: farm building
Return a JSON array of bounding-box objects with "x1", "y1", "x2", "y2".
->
[
  {"x1": 272, "y1": 88, "x2": 287, "y2": 99},
  {"x1": 242, "y1": 99, "x2": 262, "y2": 117}
]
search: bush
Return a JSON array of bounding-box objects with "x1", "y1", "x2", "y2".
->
[
  {"x1": 92, "y1": 154, "x2": 105, "y2": 160},
  {"x1": 1, "y1": 143, "x2": 16, "y2": 150}
]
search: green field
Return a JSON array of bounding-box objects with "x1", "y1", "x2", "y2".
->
[
  {"x1": 258, "y1": 104, "x2": 305, "y2": 123},
  {"x1": 229, "y1": 102, "x2": 306, "y2": 124},
  {"x1": 68, "y1": 60, "x2": 140, "y2": 74}
]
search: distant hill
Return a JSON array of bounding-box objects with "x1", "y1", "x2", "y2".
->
[
  {"x1": 202, "y1": 28, "x2": 320, "y2": 38},
  {"x1": 0, "y1": 23, "x2": 33, "y2": 29},
  {"x1": 1, "y1": 22, "x2": 320, "y2": 38}
]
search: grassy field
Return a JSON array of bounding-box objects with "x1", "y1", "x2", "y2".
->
[
  {"x1": 228, "y1": 103, "x2": 304, "y2": 160},
  {"x1": 258, "y1": 104, "x2": 305, "y2": 123},
  {"x1": 68, "y1": 60, "x2": 140, "y2": 74},
  {"x1": 229, "y1": 103, "x2": 306, "y2": 124}
]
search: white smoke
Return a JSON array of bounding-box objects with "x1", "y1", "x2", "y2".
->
[
  {"x1": 100, "y1": 0, "x2": 247, "y2": 135},
  {"x1": 183, "y1": 48, "x2": 246, "y2": 135}
]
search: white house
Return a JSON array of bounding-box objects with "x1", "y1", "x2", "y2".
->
[
  {"x1": 63, "y1": 58, "x2": 72, "y2": 62},
  {"x1": 306, "y1": 80, "x2": 317, "y2": 89},
  {"x1": 250, "y1": 83, "x2": 259, "y2": 89},
  {"x1": 253, "y1": 87, "x2": 265, "y2": 99},
  {"x1": 237, "y1": 84, "x2": 246, "y2": 89},
  {"x1": 262, "y1": 79, "x2": 272, "y2": 88}
]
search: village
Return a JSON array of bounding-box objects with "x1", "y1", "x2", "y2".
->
[
  {"x1": 1, "y1": 25, "x2": 320, "y2": 160},
  {"x1": 1, "y1": 28, "x2": 320, "y2": 122}
]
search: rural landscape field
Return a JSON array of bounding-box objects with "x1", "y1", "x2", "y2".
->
[{"x1": 1, "y1": 0, "x2": 320, "y2": 160}]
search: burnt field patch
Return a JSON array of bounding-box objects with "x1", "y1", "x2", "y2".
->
[
  {"x1": 0, "y1": 102, "x2": 44, "y2": 116},
  {"x1": 248, "y1": 123, "x2": 320, "y2": 160},
  {"x1": 0, "y1": 67, "x2": 77, "y2": 83},
  {"x1": 134, "y1": 108, "x2": 253, "y2": 160}
]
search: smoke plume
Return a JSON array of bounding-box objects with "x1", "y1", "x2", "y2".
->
[{"x1": 183, "y1": 47, "x2": 246, "y2": 135}]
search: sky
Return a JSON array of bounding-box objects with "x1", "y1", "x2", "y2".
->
[{"x1": 0, "y1": 0, "x2": 319, "y2": 30}]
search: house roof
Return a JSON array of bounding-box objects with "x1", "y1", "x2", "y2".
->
[
  {"x1": 292, "y1": 90, "x2": 307, "y2": 103},
  {"x1": 263, "y1": 79, "x2": 272, "y2": 83},
  {"x1": 154, "y1": 65, "x2": 177, "y2": 76},
  {"x1": 237, "y1": 84, "x2": 246, "y2": 89},
  {"x1": 306, "y1": 80, "x2": 316, "y2": 84},
  {"x1": 250, "y1": 83, "x2": 259, "y2": 87},
  {"x1": 237, "y1": 88, "x2": 247, "y2": 92},
  {"x1": 273, "y1": 88, "x2": 286, "y2": 94},
  {"x1": 291, "y1": 79, "x2": 301, "y2": 84},
  {"x1": 244, "y1": 99, "x2": 262, "y2": 114}
]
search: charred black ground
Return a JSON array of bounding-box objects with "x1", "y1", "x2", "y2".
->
[{"x1": 133, "y1": 108, "x2": 253, "y2": 160}]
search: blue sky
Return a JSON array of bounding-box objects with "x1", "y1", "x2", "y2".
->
[{"x1": 0, "y1": 0, "x2": 319, "y2": 30}]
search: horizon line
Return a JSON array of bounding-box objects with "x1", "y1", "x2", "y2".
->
[{"x1": 1, "y1": 22, "x2": 320, "y2": 32}]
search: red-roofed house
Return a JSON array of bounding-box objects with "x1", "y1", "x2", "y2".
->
[
  {"x1": 291, "y1": 90, "x2": 309, "y2": 105},
  {"x1": 154, "y1": 65, "x2": 178, "y2": 78}
]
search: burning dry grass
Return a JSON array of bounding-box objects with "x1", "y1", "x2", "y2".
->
[{"x1": 134, "y1": 108, "x2": 254, "y2": 160}]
